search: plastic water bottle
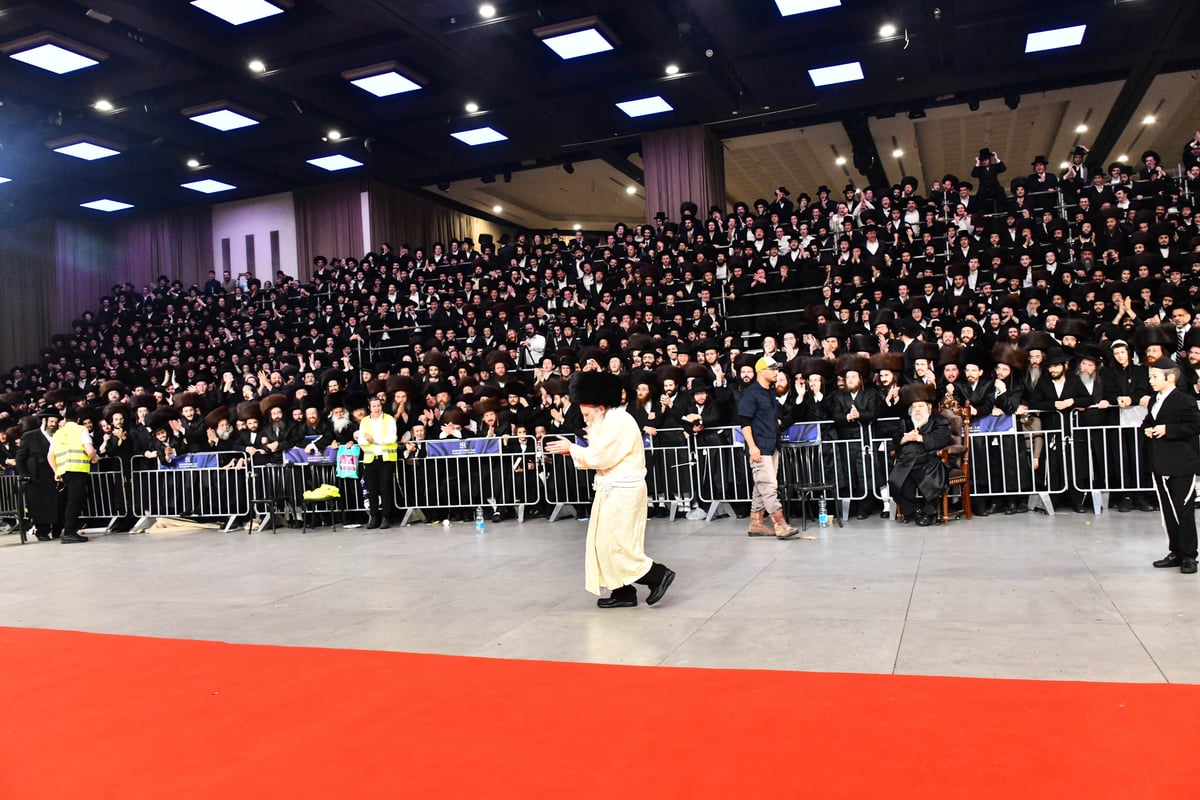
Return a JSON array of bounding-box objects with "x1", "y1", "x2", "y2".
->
[
  {"x1": 818, "y1": 498, "x2": 829, "y2": 528},
  {"x1": 475, "y1": 506, "x2": 485, "y2": 535}
]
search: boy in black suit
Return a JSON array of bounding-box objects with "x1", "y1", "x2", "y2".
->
[{"x1": 1143, "y1": 360, "x2": 1200, "y2": 574}]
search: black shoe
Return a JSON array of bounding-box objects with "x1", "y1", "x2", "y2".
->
[
  {"x1": 1115, "y1": 497, "x2": 1134, "y2": 513},
  {"x1": 1182, "y1": 558, "x2": 1198, "y2": 575},
  {"x1": 597, "y1": 595, "x2": 637, "y2": 608},
  {"x1": 61, "y1": 532, "x2": 88, "y2": 544},
  {"x1": 646, "y1": 567, "x2": 676, "y2": 606},
  {"x1": 975, "y1": 501, "x2": 992, "y2": 517},
  {"x1": 1133, "y1": 497, "x2": 1157, "y2": 513},
  {"x1": 1002, "y1": 501, "x2": 1018, "y2": 515},
  {"x1": 853, "y1": 505, "x2": 871, "y2": 520},
  {"x1": 1073, "y1": 501, "x2": 1089, "y2": 514},
  {"x1": 492, "y1": 511, "x2": 502, "y2": 523},
  {"x1": 379, "y1": 518, "x2": 392, "y2": 530},
  {"x1": 915, "y1": 512, "x2": 933, "y2": 527},
  {"x1": 366, "y1": 516, "x2": 381, "y2": 530},
  {"x1": 34, "y1": 532, "x2": 51, "y2": 542},
  {"x1": 1153, "y1": 554, "x2": 1184, "y2": 568}
]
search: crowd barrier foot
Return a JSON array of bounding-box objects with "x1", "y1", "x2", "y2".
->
[
  {"x1": 1091, "y1": 491, "x2": 1106, "y2": 515},
  {"x1": 839, "y1": 499, "x2": 851, "y2": 522},
  {"x1": 705, "y1": 501, "x2": 734, "y2": 522},
  {"x1": 1030, "y1": 493, "x2": 1055, "y2": 516},
  {"x1": 130, "y1": 516, "x2": 156, "y2": 533},
  {"x1": 549, "y1": 503, "x2": 579, "y2": 523}
]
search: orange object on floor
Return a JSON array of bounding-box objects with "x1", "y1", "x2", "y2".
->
[{"x1": 0, "y1": 625, "x2": 1194, "y2": 798}]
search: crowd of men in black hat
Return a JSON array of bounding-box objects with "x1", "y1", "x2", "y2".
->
[{"x1": 1, "y1": 131, "x2": 1199, "y2": 523}]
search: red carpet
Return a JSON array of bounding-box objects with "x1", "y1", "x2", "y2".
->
[{"x1": 0, "y1": 626, "x2": 1194, "y2": 799}]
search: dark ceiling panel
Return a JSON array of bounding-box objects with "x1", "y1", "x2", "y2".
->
[{"x1": 0, "y1": 0, "x2": 1197, "y2": 226}]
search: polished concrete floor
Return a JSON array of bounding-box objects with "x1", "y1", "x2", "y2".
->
[{"x1": 2, "y1": 507, "x2": 1199, "y2": 684}]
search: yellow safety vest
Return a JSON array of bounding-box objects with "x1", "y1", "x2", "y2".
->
[
  {"x1": 51, "y1": 422, "x2": 91, "y2": 477},
  {"x1": 359, "y1": 416, "x2": 398, "y2": 463}
]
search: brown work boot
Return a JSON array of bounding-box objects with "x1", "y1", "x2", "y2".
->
[
  {"x1": 747, "y1": 511, "x2": 774, "y2": 537},
  {"x1": 771, "y1": 510, "x2": 800, "y2": 539}
]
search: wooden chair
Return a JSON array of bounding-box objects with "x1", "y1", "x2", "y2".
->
[{"x1": 938, "y1": 407, "x2": 972, "y2": 522}]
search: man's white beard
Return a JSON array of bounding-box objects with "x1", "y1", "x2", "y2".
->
[
  {"x1": 910, "y1": 410, "x2": 930, "y2": 429},
  {"x1": 217, "y1": 428, "x2": 232, "y2": 441},
  {"x1": 332, "y1": 416, "x2": 350, "y2": 434}
]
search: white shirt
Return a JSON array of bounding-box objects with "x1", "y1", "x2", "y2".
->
[{"x1": 1152, "y1": 386, "x2": 1174, "y2": 418}]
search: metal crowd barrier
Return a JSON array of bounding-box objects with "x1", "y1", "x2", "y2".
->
[
  {"x1": 80, "y1": 457, "x2": 128, "y2": 533},
  {"x1": 540, "y1": 433, "x2": 594, "y2": 522},
  {"x1": 395, "y1": 434, "x2": 539, "y2": 525},
  {"x1": 693, "y1": 426, "x2": 753, "y2": 521},
  {"x1": 962, "y1": 412, "x2": 1067, "y2": 515},
  {"x1": 778, "y1": 420, "x2": 872, "y2": 519},
  {"x1": 130, "y1": 451, "x2": 250, "y2": 532},
  {"x1": 644, "y1": 428, "x2": 699, "y2": 521},
  {"x1": 0, "y1": 473, "x2": 22, "y2": 542},
  {"x1": 1069, "y1": 409, "x2": 1155, "y2": 512}
]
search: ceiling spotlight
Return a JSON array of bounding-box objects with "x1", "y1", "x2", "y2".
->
[
  {"x1": 968, "y1": 98, "x2": 980, "y2": 111},
  {"x1": 879, "y1": 23, "x2": 897, "y2": 37},
  {"x1": 186, "y1": 158, "x2": 201, "y2": 168},
  {"x1": 248, "y1": 59, "x2": 266, "y2": 73},
  {"x1": 626, "y1": 185, "x2": 637, "y2": 194},
  {"x1": 573, "y1": 224, "x2": 582, "y2": 231},
  {"x1": 835, "y1": 156, "x2": 847, "y2": 166},
  {"x1": 1004, "y1": 93, "x2": 1020, "y2": 110},
  {"x1": 1059, "y1": 161, "x2": 1070, "y2": 170},
  {"x1": 326, "y1": 129, "x2": 342, "y2": 141},
  {"x1": 892, "y1": 148, "x2": 904, "y2": 158},
  {"x1": 1075, "y1": 124, "x2": 1088, "y2": 133},
  {"x1": 1117, "y1": 154, "x2": 1128, "y2": 162},
  {"x1": 93, "y1": 99, "x2": 114, "y2": 112},
  {"x1": 492, "y1": 204, "x2": 502, "y2": 213},
  {"x1": 479, "y1": 3, "x2": 496, "y2": 18},
  {"x1": 665, "y1": 64, "x2": 679, "y2": 75},
  {"x1": 464, "y1": 101, "x2": 479, "y2": 113},
  {"x1": 1142, "y1": 114, "x2": 1156, "y2": 125}
]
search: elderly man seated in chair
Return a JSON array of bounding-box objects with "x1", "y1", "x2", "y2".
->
[{"x1": 889, "y1": 384, "x2": 951, "y2": 526}]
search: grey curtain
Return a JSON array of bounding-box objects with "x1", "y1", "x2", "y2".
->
[
  {"x1": 294, "y1": 181, "x2": 365, "y2": 280},
  {"x1": 642, "y1": 126, "x2": 726, "y2": 223}
]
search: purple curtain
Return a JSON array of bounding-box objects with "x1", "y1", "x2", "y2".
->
[
  {"x1": 294, "y1": 182, "x2": 364, "y2": 280},
  {"x1": 0, "y1": 206, "x2": 212, "y2": 371},
  {"x1": 642, "y1": 126, "x2": 726, "y2": 223},
  {"x1": 367, "y1": 180, "x2": 496, "y2": 255}
]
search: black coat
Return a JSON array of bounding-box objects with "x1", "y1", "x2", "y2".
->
[
  {"x1": 888, "y1": 414, "x2": 951, "y2": 496},
  {"x1": 1142, "y1": 390, "x2": 1200, "y2": 476}
]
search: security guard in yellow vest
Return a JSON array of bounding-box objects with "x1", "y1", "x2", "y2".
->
[
  {"x1": 353, "y1": 396, "x2": 398, "y2": 528},
  {"x1": 48, "y1": 406, "x2": 98, "y2": 544}
]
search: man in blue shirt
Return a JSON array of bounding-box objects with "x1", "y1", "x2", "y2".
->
[{"x1": 738, "y1": 355, "x2": 800, "y2": 539}]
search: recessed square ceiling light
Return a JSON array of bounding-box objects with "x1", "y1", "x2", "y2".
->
[
  {"x1": 8, "y1": 42, "x2": 100, "y2": 74},
  {"x1": 808, "y1": 61, "x2": 864, "y2": 87},
  {"x1": 190, "y1": 0, "x2": 288, "y2": 26},
  {"x1": 540, "y1": 28, "x2": 613, "y2": 60},
  {"x1": 80, "y1": 199, "x2": 133, "y2": 212},
  {"x1": 188, "y1": 108, "x2": 261, "y2": 132},
  {"x1": 53, "y1": 141, "x2": 121, "y2": 160},
  {"x1": 349, "y1": 71, "x2": 421, "y2": 97},
  {"x1": 616, "y1": 96, "x2": 673, "y2": 118},
  {"x1": 181, "y1": 179, "x2": 237, "y2": 194},
  {"x1": 307, "y1": 154, "x2": 364, "y2": 172},
  {"x1": 775, "y1": 0, "x2": 841, "y2": 16},
  {"x1": 451, "y1": 126, "x2": 509, "y2": 146},
  {"x1": 1025, "y1": 24, "x2": 1086, "y2": 53}
]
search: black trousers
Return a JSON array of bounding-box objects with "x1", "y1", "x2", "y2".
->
[
  {"x1": 1153, "y1": 473, "x2": 1198, "y2": 559},
  {"x1": 610, "y1": 562, "x2": 667, "y2": 599},
  {"x1": 60, "y1": 472, "x2": 89, "y2": 536},
  {"x1": 362, "y1": 460, "x2": 395, "y2": 520}
]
